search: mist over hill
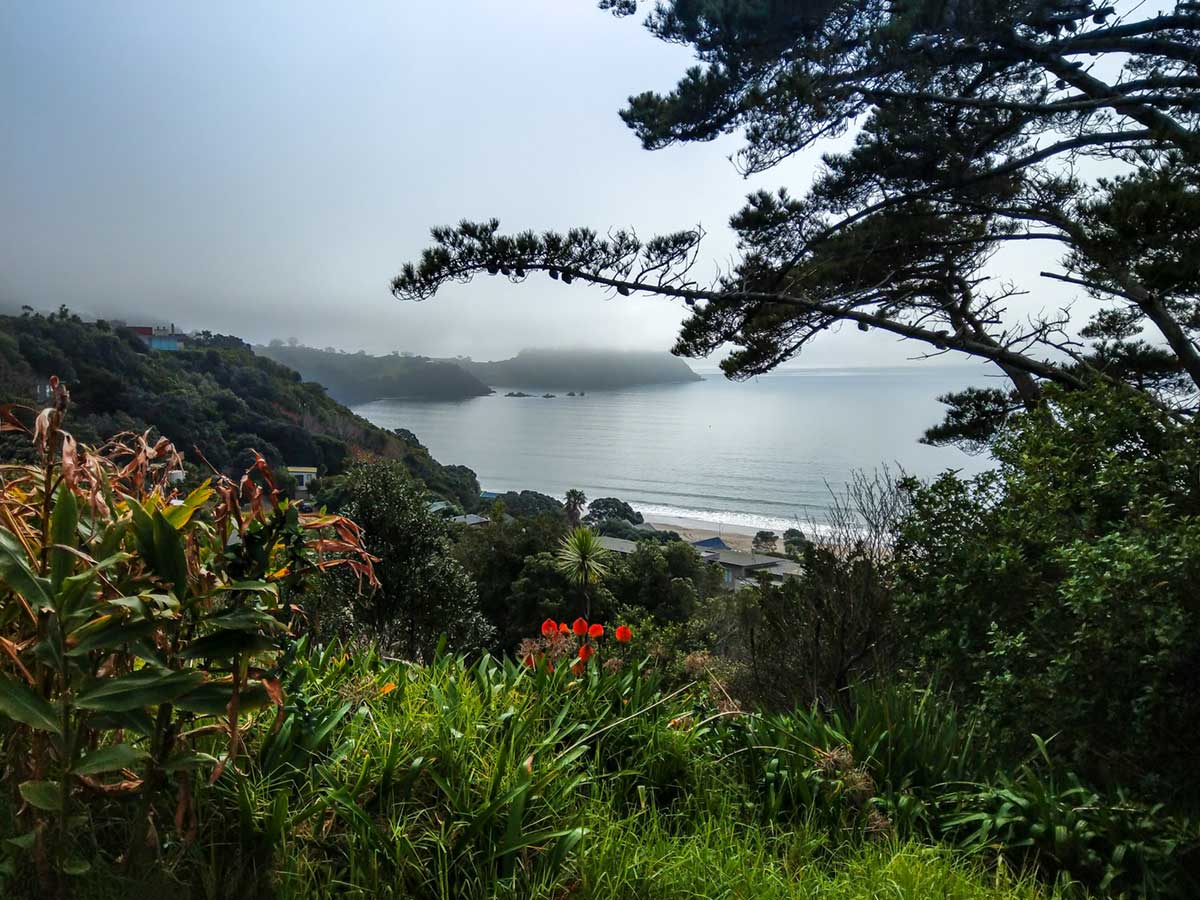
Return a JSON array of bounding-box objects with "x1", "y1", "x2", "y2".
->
[
  {"x1": 260, "y1": 344, "x2": 704, "y2": 401},
  {"x1": 256, "y1": 344, "x2": 494, "y2": 405},
  {"x1": 445, "y1": 349, "x2": 703, "y2": 391}
]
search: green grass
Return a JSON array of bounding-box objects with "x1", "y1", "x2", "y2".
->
[{"x1": 3, "y1": 646, "x2": 1073, "y2": 899}]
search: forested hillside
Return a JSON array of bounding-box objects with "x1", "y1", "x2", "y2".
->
[
  {"x1": 449, "y1": 348, "x2": 703, "y2": 390},
  {"x1": 0, "y1": 309, "x2": 480, "y2": 507},
  {"x1": 256, "y1": 343, "x2": 494, "y2": 404}
]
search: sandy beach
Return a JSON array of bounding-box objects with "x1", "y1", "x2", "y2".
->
[{"x1": 640, "y1": 513, "x2": 761, "y2": 552}]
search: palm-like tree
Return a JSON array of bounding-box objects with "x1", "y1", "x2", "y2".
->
[
  {"x1": 564, "y1": 488, "x2": 587, "y2": 528},
  {"x1": 555, "y1": 526, "x2": 609, "y2": 618}
]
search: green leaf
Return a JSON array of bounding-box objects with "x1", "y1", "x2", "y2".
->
[
  {"x1": 107, "y1": 593, "x2": 178, "y2": 618},
  {"x1": 62, "y1": 859, "x2": 91, "y2": 876},
  {"x1": 59, "y1": 553, "x2": 133, "y2": 618},
  {"x1": 48, "y1": 484, "x2": 79, "y2": 591},
  {"x1": 204, "y1": 606, "x2": 283, "y2": 632},
  {"x1": 5, "y1": 831, "x2": 36, "y2": 851},
  {"x1": 67, "y1": 618, "x2": 158, "y2": 657},
  {"x1": 0, "y1": 676, "x2": 62, "y2": 735},
  {"x1": 174, "y1": 681, "x2": 270, "y2": 716},
  {"x1": 73, "y1": 744, "x2": 146, "y2": 775},
  {"x1": 162, "y1": 482, "x2": 213, "y2": 530},
  {"x1": 151, "y1": 511, "x2": 191, "y2": 601},
  {"x1": 19, "y1": 780, "x2": 62, "y2": 811},
  {"x1": 545, "y1": 827, "x2": 586, "y2": 876},
  {"x1": 76, "y1": 669, "x2": 205, "y2": 712},
  {"x1": 88, "y1": 709, "x2": 155, "y2": 737},
  {"x1": 0, "y1": 527, "x2": 53, "y2": 612},
  {"x1": 161, "y1": 750, "x2": 220, "y2": 772},
  {"x1": 213, "y1": 580, "x2": 278, "y2": 594},
  {"x1": 127, "y1": 501, "x2": 156, "y2": 562},
  {"x1": 182, "y1": 630, "x2": 278, "y2": 660}
]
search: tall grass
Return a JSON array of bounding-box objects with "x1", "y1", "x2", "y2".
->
[{"x1": 4, "y1": 644, "x2": 1175, "y2": 898}]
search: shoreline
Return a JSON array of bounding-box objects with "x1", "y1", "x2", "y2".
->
[{"x1": 639, "y1": 512, "x2": 763, "y2": 552}]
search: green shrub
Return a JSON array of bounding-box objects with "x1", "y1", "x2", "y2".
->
[
  {"x1": 894, "y1": 386, "x2": 1200, "y2": 801},
  {"x1": 0, "y1": 399, "x2": 376, "y2": 896}
]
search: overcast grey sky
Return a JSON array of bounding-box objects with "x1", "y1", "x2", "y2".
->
[{"x1": 0, "y1": 1, "x2": 1072, "y2": 368}]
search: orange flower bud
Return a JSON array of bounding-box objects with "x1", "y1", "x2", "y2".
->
[
  {"x1": 541, "y1": 618, "x2": 558, "y2": 636},
  {"x1": 559, "y1": 623, "x2": 570, "y2": 634},
  {"x1": 572, "y1": 617, "x2": 588, "y2": 636},
  {"x1": 588, "y1": 623, "x2": 604, "y2": 638},
  {"x1": 615, "y1": 625, "x2": 632, "y2": 643},
  {"x1": 578, "y1": 643, "x2": 593, "y2": 662}
]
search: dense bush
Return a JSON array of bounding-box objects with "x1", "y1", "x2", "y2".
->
[
  {"x1": 584, "y1": 497, "x2": 643, "y2": 525},
  {"x1": 489, "y1": 489, "x2": 565, "y2": 518},
  {"x1": 894, "y1": 386, "x2": 1200, "y2": 802},
  {"x1": 603, "y1": 541, "x2": 719, "y2": 622},
  {"x1": 311, "y1": 461, "x2": 492, "y2": 659},
  {"x1": 0, "y1": 394, "x2": 376, "y2": 897},
  {"x1": 0, "y1": 638, "x2": 1082, "y2": 900},
  {"x1": 0, "y1": 310, "x2": 480, "y2": 507},
  {"x1": 591, "y1": 515, "x2": 682, "y2": 544}
]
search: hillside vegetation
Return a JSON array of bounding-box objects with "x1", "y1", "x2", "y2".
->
[
  {"x1": 449, "y1": 348, "x2": 703, "y2": 390},
  {"x1": 0, "y1": 309, "x2": 480, "y2": 507},
  {"x1": 1, "y1": 345, "x2": 1197, "y2": 899},
  {"x1": 255, "y1": 343, "x2": 494, "y2": 404},
  {"x1": 257, "y1": 345, "x2": 704, "y2": 401}
]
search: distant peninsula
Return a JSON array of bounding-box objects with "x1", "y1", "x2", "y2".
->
[
  {"x1": 444, "y1": 349, "x2": 703, "y2": 391},
  {"x1": 256, "y1": 344, "x2": 703, "y2": 403},
  {"x1": 255, "y1": 344, "x2": 494, "y2": 405}
]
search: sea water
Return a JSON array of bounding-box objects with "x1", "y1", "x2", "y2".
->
[{"x1": 355, "y1": 366, "x2": 997, "y2": 531}]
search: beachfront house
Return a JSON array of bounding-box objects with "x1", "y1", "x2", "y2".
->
[
  {"x1": 597, "y1": 536, "x2": 638, "y2": 555},
  {"x1": 601, "y1": 534, "x2": 801, "y2": 588},
  {"x1": 696, "y1": 547, "x2": 804, "y2": 590},
  {"x1": 286, "y1": 465, "x2": 318, "y2": 492}
]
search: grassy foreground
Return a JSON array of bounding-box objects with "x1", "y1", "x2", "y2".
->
[{"x1": 2, "y1": 644, "x2": 1067, "y2": 900}]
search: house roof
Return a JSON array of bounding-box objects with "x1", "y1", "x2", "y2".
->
[
  {"x1": 428, "y1": 500, "x2": 454, "y2": 513},
  {"x1": 450, "y1": 513, "x2": 490, "y2": 526},
  {"x1": 710, "y1": 551, "x2": 804, "y2": 577},
  {"x1": 709, "y1": 550, "x2": 779, "y2": 569},
  {"x1": 691, "y1": 536, "x2": 731, "y2": 550},
  {"x1": 597, "y1": 536, "x2": 638, "y2": 554}
]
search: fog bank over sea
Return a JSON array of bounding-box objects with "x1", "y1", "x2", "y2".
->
[{"x1": 355, "y1": 366, "x2": 998, "y2": 529}]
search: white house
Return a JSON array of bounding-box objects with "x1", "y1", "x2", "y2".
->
[{"x1": 286, "y1": 465, "x2": 318, "y2": 492}]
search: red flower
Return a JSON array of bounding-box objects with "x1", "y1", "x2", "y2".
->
[
  {"x1": 615, "y1": 625, "x2": 632, "y2": 644},
  {"x1": 558, "y1": 622, "x2": 570, "y2": 634},
  {"x1": 571, "y1": 661, "x2": 585, "y2": 676},
  {"x1": 572, "y1": 617, "x2": 588, "y2": 636},
  {"x1": 588, "y1": 623, "x2": 604, "y2": 639},
  {"x1": 578, "y1": 643, "x2": 593, "y2": 662},
  {"x1": 541, "y1": 618, "x2": 558, "y2": 637}
]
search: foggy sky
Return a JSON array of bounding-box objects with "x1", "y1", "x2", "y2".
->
[{"x1": 2, "y1": 1, "x2": 1072, "y2": 369}]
